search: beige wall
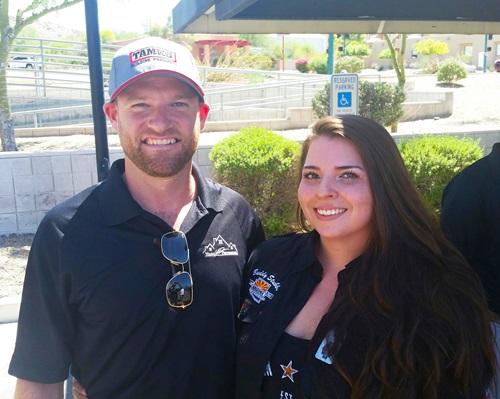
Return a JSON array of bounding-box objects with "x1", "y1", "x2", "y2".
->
[{"x1": 364, "y1": 34, "x2": 500, "y2": 70}]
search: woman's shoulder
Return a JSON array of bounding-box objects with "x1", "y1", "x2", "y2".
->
[
  {"x1": 253, "y1": 232, "x2": 311, "y2": 257},
  {"x1": 247, "y1": 232, "x2": 316, "y2": 276}
]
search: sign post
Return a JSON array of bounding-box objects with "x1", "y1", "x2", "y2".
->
[{"x1": 330, "y1": 73, "x2": 359, "y2": 116}]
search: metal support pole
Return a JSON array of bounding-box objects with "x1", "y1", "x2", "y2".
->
[
  {"x1": 483, "y1": 34, "x2": 488, "y2": 73},
  {"x1": 328, "y1": 34, "x2": 334, "y2": 74},
  {"x1": 84, "y1": 0, "x2": 109, "y2": 181}
]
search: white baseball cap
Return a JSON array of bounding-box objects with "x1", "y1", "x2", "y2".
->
[{"x1": 108, "y1": 37, "x2": 204, "y2": 101}]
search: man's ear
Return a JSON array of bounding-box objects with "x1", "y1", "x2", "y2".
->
[
  {"x1": 198, "y1": 103, "x2": 210, "y2": 130},
  {"x1": 103, "y1": 102, "x2": 119, "y2": 131}
]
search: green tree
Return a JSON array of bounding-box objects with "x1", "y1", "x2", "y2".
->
[
  {"x1": 100, "y1": 29, "x2": 116, "y2": 44},
  {"x1": 1, "y1": 0, "x2": 84, "y2": 151},
  {"x1": 413, "y1": 39, "x2": 449, "y2": 56},
  {"x1": 144, "y1": 17, "x2": 173, "y2": 39},
  {"x1": 345, "y1": 41, "x2": 371, "y2": 57},
  {"x1": 383, "y1": 33, "x2": 407, "y2": 88},
  {"x1": 378, "y1": 48, "x2": 393, "y2": 59}
]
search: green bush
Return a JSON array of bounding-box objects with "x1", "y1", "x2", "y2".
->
[
  {"x1": 311, "y1": 82, "x2": 331, "y2": 119},
  {"x1": 334, "y1": 56, "x2": 364, "y2": 73},
  {"x1": 312, "y1": 81, "x2": 406, "y2": 128},
  {"x1": 398, "y1": 135, "x2": 483, "y2": 218},
  {"x1": 309, "y1": 54, "x2": 328, "y2": 74},
  {"x1": 436, "y1": 59, "x2": 468, "y2": 84},
  {"x1": 358, "y1": 81, "x2": 406, "y2": 127},
  {"x1": 209, "y1": 127, "x2": 301, "y2": 237}
]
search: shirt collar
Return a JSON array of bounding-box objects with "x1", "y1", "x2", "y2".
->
[
  {"x1": 99, "y1": 160, "x2": 223, "y2": 227},
  {"x1": 299, "y1": 230, "x2": 364, "y2": 279}
]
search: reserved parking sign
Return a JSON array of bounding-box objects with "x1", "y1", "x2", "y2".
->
[{"x1": 330, "y1": 73, "x2": 358, "y2": 116}]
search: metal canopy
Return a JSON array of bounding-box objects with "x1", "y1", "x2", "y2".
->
[{"x1": 173, "y1": 0, "x2": 500, "y2": 34}]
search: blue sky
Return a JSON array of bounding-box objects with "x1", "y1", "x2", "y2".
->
[{"x1": 15, "y1": 0, "x2": 180, "y2": 33}]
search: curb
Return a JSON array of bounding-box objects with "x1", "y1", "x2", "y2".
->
[{"x1": 0, "y1": 297, "x2": 20, "y2": 324}]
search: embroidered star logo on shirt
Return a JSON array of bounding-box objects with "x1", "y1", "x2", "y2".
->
[{"x1": 281, "y1": 360, "x2": 298, "y2": 382}]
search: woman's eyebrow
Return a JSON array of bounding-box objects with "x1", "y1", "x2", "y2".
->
[{"x1": 303, "y1": 164, "x2": 364, "y2": 170}]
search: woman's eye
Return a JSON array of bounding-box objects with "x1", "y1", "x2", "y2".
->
[
  {"x1": 340, "y1": 171, "x2": 358, "y2": 179},
  {"x1": 303, "y1": 171, "x2": 319, "y2": 180}
]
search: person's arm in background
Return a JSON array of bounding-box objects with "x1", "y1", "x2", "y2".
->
[
  {"x1": 72, "y1": 378, "x2": 87, "y2": 399},
  {"x1": 440, "y1": 174, "x2": 482, "y2": 261},
  {"x1": 14, "y1": 379, "x2": 63, "y2": 399}
]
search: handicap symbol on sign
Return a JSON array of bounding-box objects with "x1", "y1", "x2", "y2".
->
[{"x1": 337, "y1": 92, "x2": 351, "y2": 108}]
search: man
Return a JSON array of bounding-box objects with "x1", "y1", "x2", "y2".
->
[
  {"x1": 9, "y1": 37, "x2": 265, "y2": 399},
  {"x1": 440, "y1": 142, "x2": 500, "y2": 316}
]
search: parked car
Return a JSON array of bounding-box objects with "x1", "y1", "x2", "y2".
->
[
  {"x1": 494, "y1": 60, "x2": 500, "y2": 72},
  {"x1": 7, "y1": 56, "x2": 42, "y2": 69}
]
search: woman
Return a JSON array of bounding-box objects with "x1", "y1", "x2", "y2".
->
[{"x1": 236, "y1": 115, "x2": 497, "y2": 399}]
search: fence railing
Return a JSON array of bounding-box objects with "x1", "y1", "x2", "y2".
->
[{"x1": 7, "y1": 37, "x2": 418, "y2": 129}]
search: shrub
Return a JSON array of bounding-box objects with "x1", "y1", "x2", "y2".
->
[
  {"x1": 436, "y1": 59, "x2": 468, "y2": 84},
  {"x1": 398, "y1": 135, "x2": 483, "y2": 218},
  {"x1": 312, "y1": 80, "x2": 406, "y2": 127},
  {"x1": 311, "y1": 82, "x2": 331, "y2": 119},
  {"x1": 209, "y1": 127, "x2": 301, "y2": 237},
  {"x1": 233, "y1": 54, "x2": 276, "y2": 71},
  {"x1": 295, "y1": 58, "x2": 309, "y2": 73},
  {"x1": 309, "y1": 54, "x2": 328, "y2": 74},
  {"x1": 418, "y1": 56, "x2": 441, "y2": 74},
  {"x1": 358, "y1": 81, "x2": 406, "y2": 127},
  {"x1": 345, "y1": 42, "x2": 371, "y2": 57},
  {"x1": 334, "y1": 56, "x2": 364, "y2": 73},
  {"x1": 378, "y1": 49, "x2": 393, "y2": 59}
]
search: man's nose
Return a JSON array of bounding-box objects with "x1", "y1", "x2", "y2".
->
[{"x1": 147, "y1": 106, "x2": 174, "y2": 130}]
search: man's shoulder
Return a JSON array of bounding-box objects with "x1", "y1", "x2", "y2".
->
[
  {"x1": 40, "y1": 184, "x2": 100, "y2": 229},
  {"x1": 252, "y1": 233, "x2": 310, "y2": 262},
  {"x1": 445, "y1": 157, "x2": 488, "y2": 189},
  {"x1": 201, "y1": 176, "x2": 254, "y2": 210}
]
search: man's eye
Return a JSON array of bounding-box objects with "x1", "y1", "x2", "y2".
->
[
  {"x1": 132, "y1": 103, "x2": 148, "y2": 108},
  {"x1": 171, "y1": 102, "x2": 189, "y2": 108}
]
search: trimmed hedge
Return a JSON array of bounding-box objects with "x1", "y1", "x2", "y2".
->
[
  {"x1": 210, "y1": 129, "x2": 483, "y2": 234},
  {"x1": 209, "y1": 127, "x2": 301, "y2": 237},
  {"x1": 398, "y1": 135, "x2": 483, "y2": 218}
]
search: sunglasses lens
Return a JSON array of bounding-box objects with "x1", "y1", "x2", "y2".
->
[
  {"x1": 161, "y1": 231, "x2": 189, "y2": 264},
  {"x1": 166, "y1": 272, "x2": 193, "y2": 308}
]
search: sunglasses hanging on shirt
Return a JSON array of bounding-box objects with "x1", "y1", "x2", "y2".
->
[{"x1": 161, "y1": 231, "x2": 193, "y2": 308}]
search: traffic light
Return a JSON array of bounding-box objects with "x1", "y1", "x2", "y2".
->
[
  {"x1": 488, "y1": 34, "x2": 493, "y2": 40},
  {"x1": 338, "y1": 46, "x2": 343, "y2": 52}
]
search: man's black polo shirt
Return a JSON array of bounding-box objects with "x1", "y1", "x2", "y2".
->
[{"x1": 9, "y1": 159, "x2": 264, "y2": 399}]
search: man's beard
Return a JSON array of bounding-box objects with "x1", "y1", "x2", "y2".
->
[{"x1": 121, "y1": 131, "x2": 199, "y2": 178}]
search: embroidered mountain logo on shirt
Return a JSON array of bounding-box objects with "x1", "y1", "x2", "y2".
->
[{"x1": 203, "y1": 235, "x2": 238, "y2": 257}]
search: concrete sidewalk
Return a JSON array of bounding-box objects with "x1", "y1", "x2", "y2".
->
[{"x1": 0, "y1": 322, "x2": 18, "y2": 399}]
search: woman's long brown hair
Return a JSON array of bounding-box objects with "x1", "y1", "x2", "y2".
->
[{"x1": 297, "y1": 115, "x2": 497, "y2": 398}]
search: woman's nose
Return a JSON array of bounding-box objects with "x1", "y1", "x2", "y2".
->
[{"x1": 318, "y1": 177, "x2": 339, "y2": 198}]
